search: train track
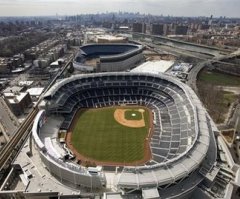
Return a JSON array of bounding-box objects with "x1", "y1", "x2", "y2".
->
[
  {"x1": 0, "y1": 108, "x2": 38, "y2": 171},
  {"x1": 0, "y1": 55, "x2": 74, "y2": 173}
]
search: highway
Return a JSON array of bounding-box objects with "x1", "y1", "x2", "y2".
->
[
  {"x1": 187, "y1": 50, "x2": 240, "y2": 92},
  {"x1": 186, "y1": 61, "x2": 209, "y2": 91},
  {"x1": 132, "y1": 32, "x2": 233, "y2": 56},
  {"x1": 146, "y1": 41, "x2": 212, "y2": 60},
  {"x1": 140, "y1": 39, "x2": 240, "y2": 94},
  {"x1": 138, "y1": 40, "x2": 216, "y2": 92},
  {"x1": 0, "y1": 55, "x2": 74, "y2": 179}
]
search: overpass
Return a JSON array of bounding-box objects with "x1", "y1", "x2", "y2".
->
[{"x1": 187, "y1": 50, "x2": 240, "y2": 92}]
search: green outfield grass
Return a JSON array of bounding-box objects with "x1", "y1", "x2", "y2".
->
[
  {"x1": 124, "y1": 110, "x2": 142, "y2": 120},
  {"x1": 198, "y1": 70, "x2": 240, "y2": 86},
  {"x1": 71, "y1": 107, "x2": 149, "y2": 163}
]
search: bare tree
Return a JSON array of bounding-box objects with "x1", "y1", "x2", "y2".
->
[{"x1": 197, "y1": 82, "x2": 225, "y2": 123}]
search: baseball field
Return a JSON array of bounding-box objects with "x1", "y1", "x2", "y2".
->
[{"x1": 69, "y1": 106, "x2": 151, "y2": 165}]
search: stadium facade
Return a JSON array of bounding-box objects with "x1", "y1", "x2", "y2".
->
[
  {"x1": 73, "y1": 44, "x2": 144, "y2": 72},
  {"x1": 30, "y1": 72, "x2": 218, "y2": 198}
]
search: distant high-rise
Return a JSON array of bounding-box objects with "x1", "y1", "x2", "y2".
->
[
  {"x1": 102, "y1": 22, "x2": 112, "y2": 29},
  {"x1": 174, "y1": 25, "x2": 188, "y2": 35},
  {"x1": 208, "y1": 15, "x2": 213, "y2": 26},
  {"x1": 200, "y1": 24, "x2": 210, "y2": 30},
  {"x1": 151, "y1": 23, "x2": 164, "y2": 35},
  {"x1": 163, "y1": 24, "x2": 170, "y2": 35},
  {"x1": 132, "y1": 22, "x2": 146, "y2": 33}
]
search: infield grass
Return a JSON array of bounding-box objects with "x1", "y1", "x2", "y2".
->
[{"x1": 71, "y1": 107, "x2": 149, "y2": 163}]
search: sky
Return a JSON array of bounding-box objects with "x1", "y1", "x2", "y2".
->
[{"x1": 0, "y1": 0, "x2": 239, "y2": 17}]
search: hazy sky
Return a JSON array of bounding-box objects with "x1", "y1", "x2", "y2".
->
[{"x1": 0, "y1": 0, "x2": 239, "y2": 17}]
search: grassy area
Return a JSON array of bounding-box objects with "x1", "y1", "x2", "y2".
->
[
  {"x1": 71, "y1": 107, "x2": 149, "y2": 163},
  {"x1": 124, "y1": 110, "x2": 142, "y2": 120},
  {"x1": 223, "y1": 91, "x2": 237, "y2": 106},
  {"x1": 197, "y1": 70, "x2": 240, "y2": 123},
  {"x1": 198, "y1": 70, "x2": 240, "y2": 86},
  {"x1": 217, "y1": 91, "x2": 237, "y2": 123}
]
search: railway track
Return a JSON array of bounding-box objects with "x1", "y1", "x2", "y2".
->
[
  {"x1": 0, "y1": 55, "x2": 74, "y2": 175},
  {"x1": 0, "y1": 107, "x2": 38, "y2": 171}
]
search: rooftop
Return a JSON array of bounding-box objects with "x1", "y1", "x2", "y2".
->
[
  {"x1": 131, "y1": 60, "x2": 174, "y2": 74},
  {"x1": 142, "y1": 188, "x2": 160, "y2": 199},
  {"x1": 27, "y1": 87, "x2": 44, "y2": 96},
  {"x1": 4, "y1": 92, "x2": 29, "y2": 104},
  {"x1": 96, "y1": 35, "x2": 126, "y2": 41},
  {"x1": 3, "y1": 86, "x2": 24, "y2": 93}
]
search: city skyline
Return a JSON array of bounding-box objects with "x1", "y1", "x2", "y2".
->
[{"x1": 0, "y1": 0, "x2": 239, "y2": 17}]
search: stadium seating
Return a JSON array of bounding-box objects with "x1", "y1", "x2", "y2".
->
[
  {"x1": 46, "y1": 73, "x2": 197, "y2": 165},
  {"x1": 38, "y1": 72, "x2": 214, "y2": 190}
]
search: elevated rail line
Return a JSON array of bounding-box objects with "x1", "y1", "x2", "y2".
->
[{"x1": 0, "y1": 55, "x2": 74, "y2": 181}]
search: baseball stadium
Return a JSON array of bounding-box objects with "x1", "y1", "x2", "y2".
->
[
  {"x1": 73, "y1": 43, "x2": 144, "y2": 72},
  {"x1": 32, "y1": 72, "x2": 218, "y2": 198}
]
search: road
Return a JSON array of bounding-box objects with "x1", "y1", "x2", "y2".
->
[
  {"x1": 186, "y1": 61, "x2": 209, "y2": 91},
  {"x1": 135, "y1": 40, "x2": 239, "y2": 94},
  {"x1": 140, "y1": 40, "x2": 215, "y2": 92},
  {"x1": 140, "y1": 40, "x2": 213, "y2": 60},
  {"x1": 186, "y1": 50, "x2": 240, "y2": 92},
  {"x1": 133, "y1": 32, "x2": 232, "y2": 56}
]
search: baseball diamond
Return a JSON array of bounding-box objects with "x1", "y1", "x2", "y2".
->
[{"x1": 66, "y1": 106, "x2": 152, "y2": 165}]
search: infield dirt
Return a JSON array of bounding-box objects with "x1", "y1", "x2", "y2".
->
[{"x1": 114, "y1": 108, "x2": 145, "y2": 128}]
